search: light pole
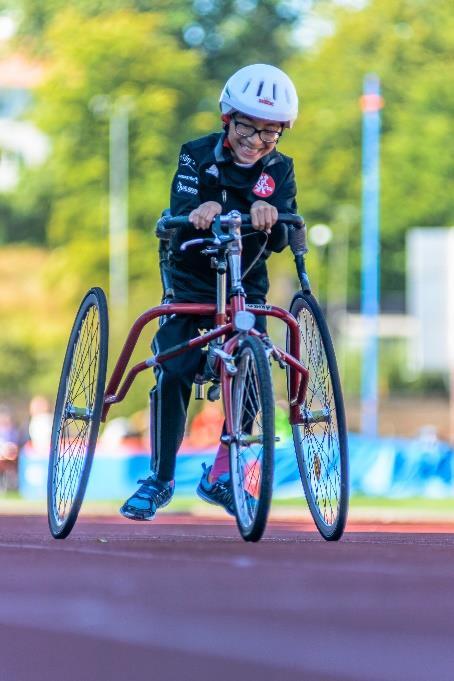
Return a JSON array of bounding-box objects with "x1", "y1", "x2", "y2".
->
[
  {"x1": 360, "y1": 74, "x2": 383, "y2": 438},
  {"x1": 90, "y1": 94, "x2": 132, "y2": 330},
  {"x1": 109, "y1": 98, "x2": 130, "y2": 328}
]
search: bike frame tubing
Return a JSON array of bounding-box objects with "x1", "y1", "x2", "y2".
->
[
  {"x1": 101, "y1": 300, "x2": 308, "y2": 424},
  {"x1": 246, "y1": 305, "x2": 309, "y2": 424},
  {"x1": 102, "y1": 303, "x2": 217, "y2": 420}
]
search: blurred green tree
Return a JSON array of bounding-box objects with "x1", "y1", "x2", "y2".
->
[
  {"x1": 10, "y1": 0, "x2": 302, "y2": 76},
  {"x1": 0, "y1": 8, "x2": 214, "y2": 409},
  {"x1": 282, "y1": 0, "x2": 454, "y2": 306},
  {"x1": 175, "y1": 0, "x2": 302, "y2": 81},
  {"x1": 1, "y1": 0, "x2": 304, "y2": 248},
  {"x1": 1, "y1": 0, "x2": 453, "y2": 410},
  {"x1": 27, "y1": 9, "x2": 209, "y2": 246}
]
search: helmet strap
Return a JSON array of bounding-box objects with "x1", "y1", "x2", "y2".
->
[{"x1": 221, "y1": 113, "x2": 232, "y2": 130}]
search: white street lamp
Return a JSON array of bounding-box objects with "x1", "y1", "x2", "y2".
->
[{"x1": 89, "y1": 94, "x2": 133, "y2": 330}]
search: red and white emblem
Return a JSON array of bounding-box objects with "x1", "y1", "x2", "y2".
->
[{"x1": 252, "y1": 173, "x2": 275, "y2": 198}]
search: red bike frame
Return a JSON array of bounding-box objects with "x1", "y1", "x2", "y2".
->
[
  {"x1": 101, "y1": 211, "x2": 309, "y2": 428},
  {"x1": 101, "y1": 301, "x2": 308, "y2": 426}
]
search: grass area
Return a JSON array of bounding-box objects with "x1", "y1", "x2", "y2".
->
[
  {"x1": 346, "y1": 495, "x2": 454, "y2": 522},
  {"x1": 273, "y1": 495, "x2": 454, "y2": 512},
  {"x1": 1, "y1": 491, "x2": 454, "y2": 522},
  {"x1": 351, "y1": 495, "x2": 454, "y2": 512}
]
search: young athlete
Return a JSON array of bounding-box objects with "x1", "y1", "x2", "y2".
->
[{"x1": 120, "y1": 63, "x2": 299, "y2": 521}]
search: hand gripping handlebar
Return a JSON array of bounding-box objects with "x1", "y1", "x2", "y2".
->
[{"x1": 155, "y1": 210, "x2": 308, "y2": 255}]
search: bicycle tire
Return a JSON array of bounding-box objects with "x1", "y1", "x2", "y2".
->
[
  {"x1": 288, "y1": 292, "x2": 348, "y2": 540},
  {"x1": 229, "y1": 336, "x2": 275, "y2": 542},
  {"x1": 47, "y1": 287, "x2": 109, "y2": 539}
]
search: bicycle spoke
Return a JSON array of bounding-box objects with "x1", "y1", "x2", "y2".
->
[
  {"x1": 229, "y1": 338, "x2": 274, "y2": 541},
  {"x1": 288, "y1": 293, "x2": 348, "y2": 539},
  {"x1": 48, "y1": 292, "x2": 107, "y2": 536},
  {"x1": 296, "y1": 306, "x2": 342, "y2": 522}
]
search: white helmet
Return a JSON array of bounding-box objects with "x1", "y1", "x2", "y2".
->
[{"x1": 219, "y1": 63, "x2": 298, "y2": 129}]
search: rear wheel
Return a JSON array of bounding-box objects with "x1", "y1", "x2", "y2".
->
[
  {"x1": 288, "y1": 292, "x2": 348, "y2": 540},
  {"x1": 47, "y1": 287, "x2": 108, "y2": 539},
  {"x1": 229, "y1": 336, "x2": 274, "y2": 542}
]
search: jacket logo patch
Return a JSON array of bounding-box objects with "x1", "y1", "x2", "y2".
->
[
  {"x1": 179, "y1": 153, "x2": 196, "y2": 172},
  {"x1": 177, "y1": 174, "x2": 198, "y2": 184},
  {"x1": 252, "y1": 173, "x2": 275, "y2": 198},
  {"x1": 177, "y1": 181, "x2": 198, "y2": 195},
  {"x1": 205, "y1": 164, "x2": 219, "y2": 178}
]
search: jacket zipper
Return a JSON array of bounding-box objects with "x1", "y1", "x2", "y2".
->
[{"x1": 222, "y1": 189, "x2": 227, "y2": 206}]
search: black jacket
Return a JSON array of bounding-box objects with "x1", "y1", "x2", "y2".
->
[{"x1": 168, "y1": 131, "x2": 297, "y2": 302}]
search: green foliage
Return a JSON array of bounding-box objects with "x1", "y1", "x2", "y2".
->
[
  {"x1": 10, "y1": 0, "x2": 301, "y2": 74},
  {"x1": 1, "y1": 0, "x2": 453, "y2": 408},
  {"x1": 283, "y1": 0, "x2": 454, "y2": 304},
  {"x1": 179, "y1": 0, "x2": 301, "y2": 80},
  {"x1": 0, "y1": 245, "x2": 61, "y2": 400},
  {"x1": 0, "y1": 340, "x2": 37, "y2": 399},
  {"x1": 0, "y1": 236, "x2": 163, "y2": 411},
  {"x1": 0, "y1": 167, "x2": 52, "y2": 244},
  {"x1": 28, "y1": 8, "x2": 207, "y2": 246},
  {"x1": 3, "y1": 0, "x2": 303, "y2": 248}
]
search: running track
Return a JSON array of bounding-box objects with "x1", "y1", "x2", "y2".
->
[{"x1": 1, "y1": 514, "x2": 454, "y2": 681}]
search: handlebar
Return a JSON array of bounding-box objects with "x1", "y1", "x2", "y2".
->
[
  {"x1": 157, "y1": 211, "x2": 303, "y2": 231},
  {"x1": 156, "y1": 210, "x2": 308, "y2": 256}
]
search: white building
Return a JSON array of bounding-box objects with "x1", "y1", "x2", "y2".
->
[
  {"x1": 406, "y1": 227, "x2": 454, "y2": 373},
  {"x1": 0, "y1": 51, "x2": 49, "y2": 191}
]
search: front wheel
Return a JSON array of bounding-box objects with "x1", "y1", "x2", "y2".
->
[
  {"x1": 228, "y1": 336, "x2": 275, "y2": 543},
  {"x1": 288, "y1": 292, "x2": 348, "y2": 540},
  {"x1": 47, "y1": 287, "x2": 108, "y2": 539}
]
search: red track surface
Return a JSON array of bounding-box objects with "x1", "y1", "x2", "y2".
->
[{"x1": 1, "y1": 514, "x2": 454, "y2": 681}]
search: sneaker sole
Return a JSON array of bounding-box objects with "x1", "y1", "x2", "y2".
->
[{"x1": 119, "y1": 506, "x2": 156, "y2": 521}]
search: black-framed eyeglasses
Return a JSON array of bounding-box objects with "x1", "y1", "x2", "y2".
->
[{"x1": 232, "y1": 115, "x2": 282, "y2": 144}]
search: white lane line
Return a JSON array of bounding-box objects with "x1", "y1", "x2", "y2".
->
[
  {"x1": 1, "y1": 540, "x2": 454, "y2": 580},
  {"x1": 0, "y1": 540, "x2": 259, "y2": 569}
]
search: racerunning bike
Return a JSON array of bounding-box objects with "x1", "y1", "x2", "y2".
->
[{"x1": 47, "y1": 210, "x2": 348, "y2": 542}]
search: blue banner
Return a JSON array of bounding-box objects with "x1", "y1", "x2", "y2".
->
[{"x1": 19, "y1": 433, "x2": 454, "y2": 500}]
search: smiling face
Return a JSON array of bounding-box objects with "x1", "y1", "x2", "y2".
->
[{"x1": 227, "y1": 113, "x2": 283, "y2": 165}]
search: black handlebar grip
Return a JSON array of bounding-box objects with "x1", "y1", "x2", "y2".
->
[
  {"x1": 236, "y1": 213, "x2": 303, "y2": 228},
  {"x1": 155, "y1": 211, "x2": 304, "y2": 237},
  {"x1": 288, "y1": 222, "x2": 308, "y2": 255}
]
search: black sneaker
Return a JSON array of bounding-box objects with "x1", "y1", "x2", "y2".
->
[
  {"x1": 196, "y1": 463, "x2": 235, "y2": 516},
  {"x1": 120, "y1": 475, "x2": 174, "y2": 521}
]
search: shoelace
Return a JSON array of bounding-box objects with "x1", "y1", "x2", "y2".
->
[{"x1": 137, "y1": 478, "x2": 171, "y2": 503}]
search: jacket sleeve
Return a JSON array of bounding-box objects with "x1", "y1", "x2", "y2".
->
[
  {"x1": 268, "y1": 160, "x2": 298, "y2": 252},
  {"x1": 170, "y1": 145, "x2": 201, "y2": 216}
]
